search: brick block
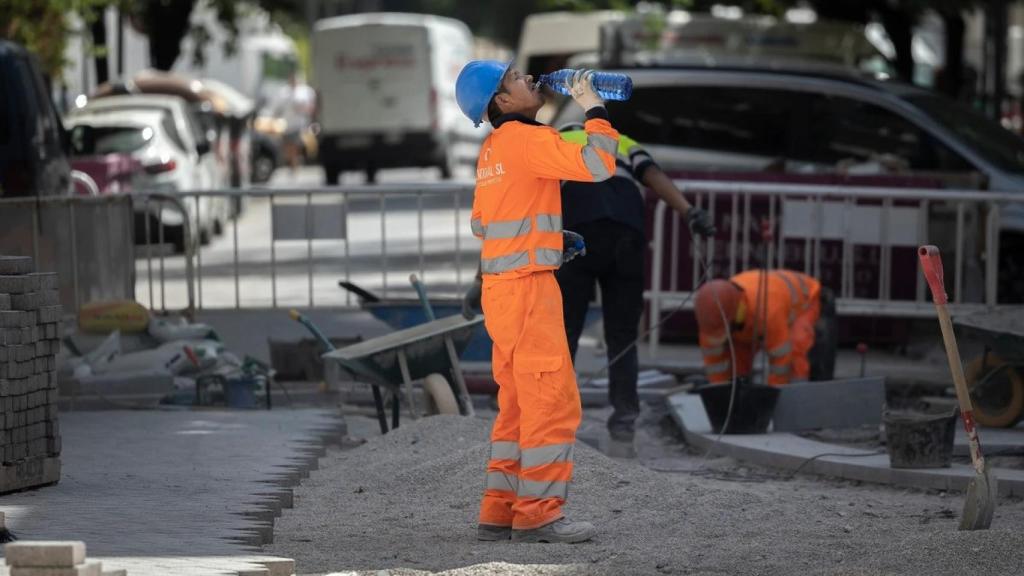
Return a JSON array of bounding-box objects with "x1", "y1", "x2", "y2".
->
[
  {"x1": 10, "y1": 566, "x2": 101, "y2": 576},
  {"x1": 13, "y1": 292, "x2": 58, "y2": 312},
  {"x1": 0, "y1": 294, "x2": 10, "y2": 311},
  {"x1": 23, "y1": 326, "x2": 39, "y2": 344},
  {"x1": 45, "y1": 390, "x2": 58, "y2": 405},
  {"x1": 45, "y1": 405, "x2": 57, "y2": 420},
  {"x1": 36, "y1": 306, "x2": 62, "y2": 324},
  {"x1": 15, "y1": 345, "x2": 34, "y2": 363},
  {"x1": 0, "y1": 311, "x2": 34, "y2": 329},
  {"x1": 46, "y1": 436, "x2": 60, "y2": 456},
  {"x1": 45, "y1": 420, "x2": 58, "y2": 437},
  {"x1": 1, "y1": 328, "x2": 23, "y2": 345},
  {"x1": 257, "y1": 558, "x2": 295, "y2": 576},
  {"x1": 26, "y1": 273, "x2": 58, "y2": 291},
  {"x1": 4, "y1": 541, "x2": 87, "y2": 568},
  {"x1": 43, "y1": 325, "x2": 56, "y2": 339},
  {"x1": 46, "y1": 371, "x2": 57, "y2": 390},
  {"x1": 0, "y1": 361, "x2": 32, "y2": 380},
  {"x1": 0, "y1": 256, "x2": 32, "y2": 276},
  {"x1": 0, "y1": 275, "x2": 39, "y2": 295}
]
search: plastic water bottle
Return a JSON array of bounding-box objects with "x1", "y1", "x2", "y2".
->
[{"x1": 538, "y1": 69, "x2": 633, "y2": 101}]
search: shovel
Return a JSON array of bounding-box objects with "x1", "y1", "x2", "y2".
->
[{"x1": 919, "y1": 245, "x2": 997, "y2": 530}]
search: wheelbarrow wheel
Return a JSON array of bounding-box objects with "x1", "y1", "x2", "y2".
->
[
  {"x1": 423, "y1": 373, "x2": 459, "y2": 416},
  {"x1": 965, "y1": 352, "x2": 1024, "y2": 428}
]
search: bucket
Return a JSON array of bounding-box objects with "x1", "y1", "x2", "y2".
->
[
  {"x1": 883, "y1": 409, "x2": 957, "y2": 468},
  {"x1": 224, "y1": 376, "x2": 261, "y2": 409},
  {"x1": 698, "y1": 383, "x2": 780, "y2": 434}
]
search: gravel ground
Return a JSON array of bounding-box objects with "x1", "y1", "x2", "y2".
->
[{"x1": 267, "y1": 413, "x2": 1024, "y2": 576}]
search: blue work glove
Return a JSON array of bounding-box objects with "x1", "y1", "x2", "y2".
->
[
  {"x1": 563, "y1": 230, "x2": 586, "y2": 263},
  {"x1": 686, "y1": 207, "x2": 716, "y2": 238}
]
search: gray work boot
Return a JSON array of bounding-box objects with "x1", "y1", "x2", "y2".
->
[
  {"x1": 477, "y1": 524, "x2": 511, "y2": 541},
  {"x1": 511, "y1": 517, "x2": 596, "y2": 543}
]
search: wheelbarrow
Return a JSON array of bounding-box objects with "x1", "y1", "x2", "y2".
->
[
  {"x1": 955, "y1": 308, "x2": 1024, "y2": 428},
  {"x1": 296, "y1": 275, "x2": 481, "y2": 434},
  {"x1": 339, "y1": 280, "x2": 603, "y2": 362}
]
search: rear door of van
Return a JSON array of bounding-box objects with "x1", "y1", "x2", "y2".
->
[{"x1": 315, "y1": 22, "x2": 432, "y2": 141}]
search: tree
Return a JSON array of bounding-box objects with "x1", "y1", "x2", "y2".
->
[{"x1": 0, "y1": 0, "x2": 77, "y2": 78}]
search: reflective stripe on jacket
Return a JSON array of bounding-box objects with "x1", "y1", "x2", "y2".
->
[{"x1": 470, "y1": 109, "x2": 619, "y2": 277}]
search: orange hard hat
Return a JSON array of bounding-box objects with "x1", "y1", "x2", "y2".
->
[{"x1": 694, "y1": 280, "x2": 745, "y2": 338}]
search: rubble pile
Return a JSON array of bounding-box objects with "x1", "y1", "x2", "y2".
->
[
  {"x1": 0, "y1": 256, "x2": 62, "y2": 494},
  {"x1": 63, "y1": 301, "x2": 268, "y2": 409}
]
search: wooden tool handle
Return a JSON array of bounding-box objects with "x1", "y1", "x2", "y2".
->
[{"x1": 918, "y1": 245, "x2": 986, "y2": 471}]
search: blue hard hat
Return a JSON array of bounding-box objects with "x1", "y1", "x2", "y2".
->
[{"x1": 456, "y1": 59, "x2": 513, "y2": 127}]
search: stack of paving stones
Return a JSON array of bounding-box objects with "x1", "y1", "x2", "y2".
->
[
  {"x1": 3, "y1": 541, "x2": 125, "y2": 576},
  {"x1": 0, "y1": 256, "x2": 62, "y2": 494}
]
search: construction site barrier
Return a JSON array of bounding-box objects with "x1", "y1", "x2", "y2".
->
[{"x1": 646, "y1": 181, "x2": 1023, "y2": 356}]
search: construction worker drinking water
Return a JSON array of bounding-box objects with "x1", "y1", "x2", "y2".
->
[{"x1": 455, "y1": 60, "x2": 618, "y2": 544}]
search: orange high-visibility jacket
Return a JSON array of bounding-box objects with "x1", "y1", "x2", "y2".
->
[
  {"x1": 701, "y1": 270, "x2": 821, "y2": 386},
  {"x1": 470, "y1": 110, "x2": 619, "y2": 277}
]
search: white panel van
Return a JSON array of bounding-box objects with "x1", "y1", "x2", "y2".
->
[{"x1": 313, "y1": 12, "x2": 478, "y2": 184}]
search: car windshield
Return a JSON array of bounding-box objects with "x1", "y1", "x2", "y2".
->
[
  {"x1": 906, "y1": 94, "x2": 1024, "y2": 174},
  {"x1": 70, "y1": 125, "x2": 153, "y2": 155}
]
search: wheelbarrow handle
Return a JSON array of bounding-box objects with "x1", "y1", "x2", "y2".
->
[
  {"x1": 289, "y1": 309, "x2": 336, "y2": 352},
  {"x1": 918, "y1": 245, "x2": 947, "y2": 305},
  {"x1": 409, "y1": 274, "x2": 437, "y2": 321}
]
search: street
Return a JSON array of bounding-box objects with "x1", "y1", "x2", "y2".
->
[{"x1": 136, "y1": 164, "x2": 481, "y2": 311}]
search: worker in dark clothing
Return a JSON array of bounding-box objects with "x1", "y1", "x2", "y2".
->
[{"x1": 555, "y1": 123, "x2": 716, "y2": 441}]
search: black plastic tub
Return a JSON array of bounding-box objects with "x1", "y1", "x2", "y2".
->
[
  {"x1": 698, "y1": 383, "x2": 780, "y2": 434},
  {"x1": 884, "y1": 409, "x2": 957, "y2": 469}
]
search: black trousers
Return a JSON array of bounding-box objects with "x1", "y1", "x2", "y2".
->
[{"x1": 556, "y1": 219, "x2": 646, "y2": 432}]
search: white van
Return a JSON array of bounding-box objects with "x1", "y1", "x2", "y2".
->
[
  {"x1": 313, "y1": 12, "x2": 477, "y2": 184},
  {"x1": 516, "y1": 10, "x2": 627, "y2": 78}
]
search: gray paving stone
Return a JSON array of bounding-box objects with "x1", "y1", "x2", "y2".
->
[
  {"x1": 3, "y1": 541, "x2": 86, "y2": 567},
  {"x1": 26, "y1": 273, "x2": 57, "y2": 291},
  {"x1": 0, "y1": 410, "x2": 333, "y2": 575},
  {"x1": 0, "y1": 276, "x2": 38, "y2": 296},
  {"x1": 0, "y1": 257, "x2": 33, "y2": 276},
  {"x1": 0, "y1": 312, "x2": 33, "y2": 329},
  {"x1": 10, "y1": 561, "x2": 101, "y2": 576}
]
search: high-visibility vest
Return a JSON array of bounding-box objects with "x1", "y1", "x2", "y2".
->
[
  {"x1": 700, "y1": 269, "x2": 821, "y2": 385},
  {"x1": 470, "y1": 112, "x2": 618, "y2": 277}
]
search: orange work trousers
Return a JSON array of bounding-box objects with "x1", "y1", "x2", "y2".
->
[{"x1": 478, "y1": 271, "x2": 582, "y2": 530}]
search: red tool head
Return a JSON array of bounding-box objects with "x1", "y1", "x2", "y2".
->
[{"x1": 918, "y1": 245, "x2": 947, "y2": 305}]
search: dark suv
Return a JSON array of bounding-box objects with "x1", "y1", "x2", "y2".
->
[{"x1": 0, "y1": 40, "x2": 70, "y2": 197}]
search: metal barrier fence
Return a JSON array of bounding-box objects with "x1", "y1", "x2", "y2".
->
[
  {"x1": 0, "y1": 193, "x2": 193, "y2": 315},
  {"x1": 132, "y1": 184, "x2": 477, "y2": 313},
  {"x1": 646, "y1": 181, "x2": 1023, "y2": 356}
]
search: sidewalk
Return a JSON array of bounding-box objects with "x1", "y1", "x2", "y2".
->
[{"x1": 0, "y1": 409, "x2": 344, "y2": 576}]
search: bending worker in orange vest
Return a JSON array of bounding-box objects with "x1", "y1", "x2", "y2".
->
[
  {"x1": 693, "y1": 269, "x2": 836, "y2": 386},
  {"x1": 455, "y1": 60, "x2": 618, "y2": 544}
]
